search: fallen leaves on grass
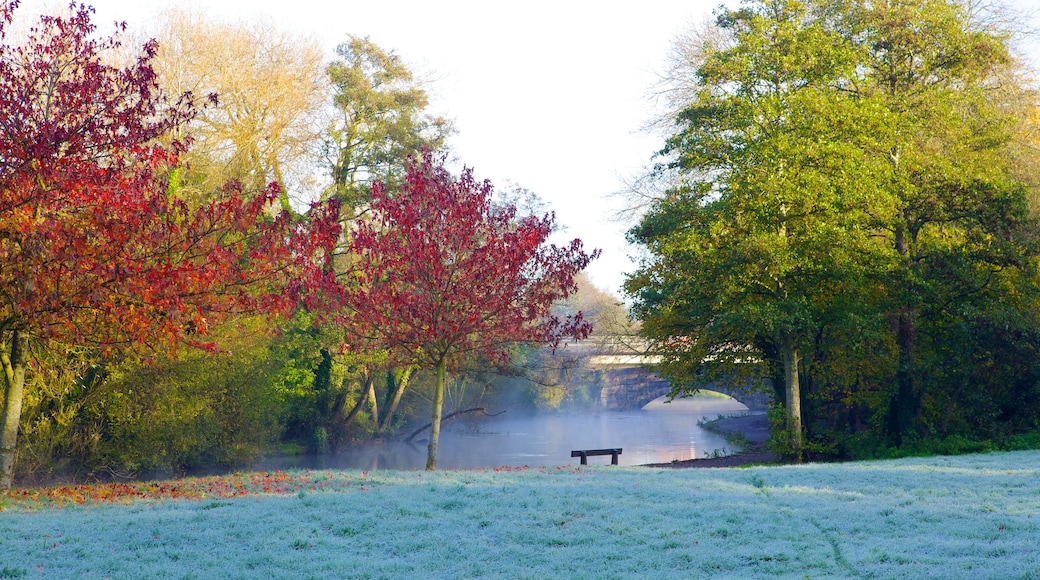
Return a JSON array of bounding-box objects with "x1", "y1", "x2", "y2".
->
[
  {"x1": 0, "y1": 466, "x2": 592, "y2": 511},
  {"x1": 0, "y1": 471, "x2": 360, "y2": 511}
]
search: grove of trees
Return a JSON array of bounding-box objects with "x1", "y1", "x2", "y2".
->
[
  {"x1": 0, "y1": 2, "x2": 596, "y2": 487},
  {"x1": 9, "y1": 0, "x2": 1032, "y2": 487},
  {"x1": 626, "y1": 0, "x2": 1040, "y2": 460},
  {"x1": 0, "y1": 2, "x2": 341, "y2": 488}
]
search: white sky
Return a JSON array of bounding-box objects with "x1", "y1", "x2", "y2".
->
[{"x1": 19, "y1": 0, "x2": 1040, "y2": 296}]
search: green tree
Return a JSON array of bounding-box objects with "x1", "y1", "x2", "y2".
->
[
  {"x1": 627, "y1": 0, "x2": 1040, "y2": 456},
  {"x1": 627, "y1": 0, "x2": 881, "y2": 460},
  {"x1": 324, "y1": 36, "x2": 454, "y2": 210},
  {"x1": 319, "y1": 37, "x2": 454, "y2": 429},
  {"x1": 833, "y1": 0, "x2": 1038, "y2": 441}
]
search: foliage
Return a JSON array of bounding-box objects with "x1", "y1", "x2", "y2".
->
[
  {"x1": 0, "y1": 1, "x2": 340, "y2": 487},
  {"x1": 340, "y1": 153, "x2": 598, "y2": 468},
  {"x1": 12, "y1": 318, "x2": 348, "y2": 481},
  {"x1": 342, "y1": 154, "x2": 597, "y2": 368},
  {"x1": 840, "y1": 429, "x2": 1040, "y2": 462},
  {"x1": 628, "y1": 0, "x2": 884, "y2": 459},
  {"x1": 9, "y1": 345, "x2": 107, "y2": 481},
  {"x1": 626, "y1": 0, "x2": 1040, "y2": 457},
  {"x1": 88, "y1": 317, "x2": 320, "y2": 475},
  {"x1": 325, "y1": 37, "x2": 453, "y2": 210},
  {"x1": 149, "y1": 9, "x2": 328, "y2": 206}
]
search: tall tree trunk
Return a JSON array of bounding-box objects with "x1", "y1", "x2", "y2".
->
[
  {"x1": 379, "y1": 366, "x2": 413, "y2": 431},
  {"x1": 366, "y1": 376, "x2": 379, "y2": 431},
  {"x1": 1, "y1": 329, "x2": 28, "y2": 489},
  {"x1": 426, "y1": 359, "x2": 446, "y2": 470},
  {"x1": 888, "y1": 216, "x2": 919, "y2": 442},
  {"x1": 781, "y1": 337, "x2": 803, "y2": 463},
  {"x1": 889, "y1": 306, "x2": 918, "y2": 442}
]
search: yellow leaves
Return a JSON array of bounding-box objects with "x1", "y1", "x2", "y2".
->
[{"x1": 150, "y1": 8, "x2": 327, "y2": 201}]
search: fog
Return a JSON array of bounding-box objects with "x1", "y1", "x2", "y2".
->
[{"x1": 258, "y1": 394, "x2": 752, "y2": 471}]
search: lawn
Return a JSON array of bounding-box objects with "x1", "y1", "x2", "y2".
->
[{"x1": 2, "y1": 451, "x2": 1039, "y2": 578}]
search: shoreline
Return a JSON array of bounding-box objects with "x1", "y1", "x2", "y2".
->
[{"x1": 644, "y1": 412, "x2": 781, "y2": 468}]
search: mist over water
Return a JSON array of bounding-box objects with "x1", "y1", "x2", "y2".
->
[{"x1": 259, "y1": 394, "x2": 752, "y2": 471}]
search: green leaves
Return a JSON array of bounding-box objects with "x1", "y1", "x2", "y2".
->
[
  {"x1": 325, "y1": 37, "x2": 454, "y2": 210},
  {"x1": 627, "y1": 0, "x2": 1040, "y2": 451}
]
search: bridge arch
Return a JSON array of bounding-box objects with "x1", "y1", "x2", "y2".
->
[
  {"x1": 564, "y1": 338, "x2": 772, "y2": 411},
  {"x1": 595, "y1": 366, "x2": 771, "y2": 411}
]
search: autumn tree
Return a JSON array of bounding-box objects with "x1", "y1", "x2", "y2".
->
[
  {"x1": 341, "y1": 154, "x2": 597, "y2": 469},
  {"x1": 149, "y1": 8, "x2": 328, "y2": 206},
  {"x1": 0, "y1": 2, "x2": 339, "y2": 488}
]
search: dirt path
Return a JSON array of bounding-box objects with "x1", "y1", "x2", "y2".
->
[{"x1": 643, "y1": 413, "x2": 781, "y2": 469}]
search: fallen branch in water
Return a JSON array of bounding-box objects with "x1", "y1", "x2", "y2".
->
[{"x1": 405, "y1": 407, "x2": 505, "y2": 443}]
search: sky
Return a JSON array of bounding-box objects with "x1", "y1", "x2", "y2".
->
[{"x1": 19, "y1": 0, "x2": 1040, "y2": 296}]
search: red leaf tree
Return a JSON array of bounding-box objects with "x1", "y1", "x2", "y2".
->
[
  {"x1": 343, "y1": 153, "x2": 598, "y2": 469},
  {"x1": 0, "y1": 2, "x2": 340, "y2": 488}
]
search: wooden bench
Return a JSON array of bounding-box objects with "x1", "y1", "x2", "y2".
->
[{"x1": 571, "y1": 448, "x2": 622, "y2": 465}]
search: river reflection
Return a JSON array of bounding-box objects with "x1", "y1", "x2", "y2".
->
[{"x1": 258, "y1": 394, "x2": 752, "y2": 471}]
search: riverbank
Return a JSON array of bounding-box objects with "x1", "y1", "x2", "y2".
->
[{"x1": 645, "y1": 412, "x2": 780, "y2": 468}]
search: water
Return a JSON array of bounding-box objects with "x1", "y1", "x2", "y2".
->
[{"x1": 258, "y1": 394, "x2": 752, "y2": 471}]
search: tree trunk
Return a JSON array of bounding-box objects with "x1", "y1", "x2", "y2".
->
[
  {"x1": 379, "y1": 366, "x2": 413, "y2": 431},
  {"x1": 781, "y1": 337, "x2": 803, "y2": 463},
  {"x1": 337, "y1": 378, "x2": 368, "y2": 429},
  {"x1": 1, "y1": 329, "x2": 28, "y2": 489},
  {"x1": 888, "y1": 306, "x2": 918, "y2": 442},
  {"x1": 425, "y1": 359, "x2": 446, "y2": 470},
  {"x1": 366, "y1": 376, "x2": 379, "y2": 431},
  {"x1": 888, "y1": 212, "x2": 919, "y2": 443}
]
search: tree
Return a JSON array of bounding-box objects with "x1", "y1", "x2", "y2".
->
[
  {"x1": 341, "y1": 153, "x2": 597, "y2": 469},
  {"x1": 324, "y1": 36, "x2": 453, "y2": 210},
  {"x1": 833, "y1": 0, "x2": 1037, "y2": 441},
  {"x1": 317, "y1": 37, "x2": 455, "y2": 437},
  {"x1": 627, "y1": 0, "x2": 1040, "y2": 457},
  {"x1": 627, "y1": 0, "x2": 881, "y2": 459},
  {"x1": 149, "y1": 9, "x2": 328, "y2": 207},
  {"x1": 0, "y1": 2, "x2": 340, "y2": 488}
]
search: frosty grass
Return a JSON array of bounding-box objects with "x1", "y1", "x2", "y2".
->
[{"x1": 3, "y1": 450, "x2": 1040, "y2": 578}]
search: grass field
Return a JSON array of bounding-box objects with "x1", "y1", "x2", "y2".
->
[{"x1": 2, "y1": 450, "x2": 1040, "y2": 578}]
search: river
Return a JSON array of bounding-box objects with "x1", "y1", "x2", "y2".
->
[{"x1": 257, "y1": 393, "x2": 752, "y2": 471}]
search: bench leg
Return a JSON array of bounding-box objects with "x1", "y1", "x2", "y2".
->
[
  {"x1": 579, "y1": 452, "x2": 587, "y2": 465},
  {"x1": 611, "y1": 451, "x2": 619, "y2": 465}
]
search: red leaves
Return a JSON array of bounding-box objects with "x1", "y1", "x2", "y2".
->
[
  {"x1": 0, "y1": 2, "x2": 341, "y2": 352},
  {"x1": 0, "y1": 470, "x2": 364, "y2": 509},
  {"x1": 339, "y1": 153, "x2": 598, "y2": 367}
]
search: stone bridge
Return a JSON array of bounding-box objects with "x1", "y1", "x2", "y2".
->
[
  {"x1": 595, "y1": 366, "x2": 770, "y2": 410},
  {"x1": 564, "y1": 338, "x2": 772, "y2": 411}
]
